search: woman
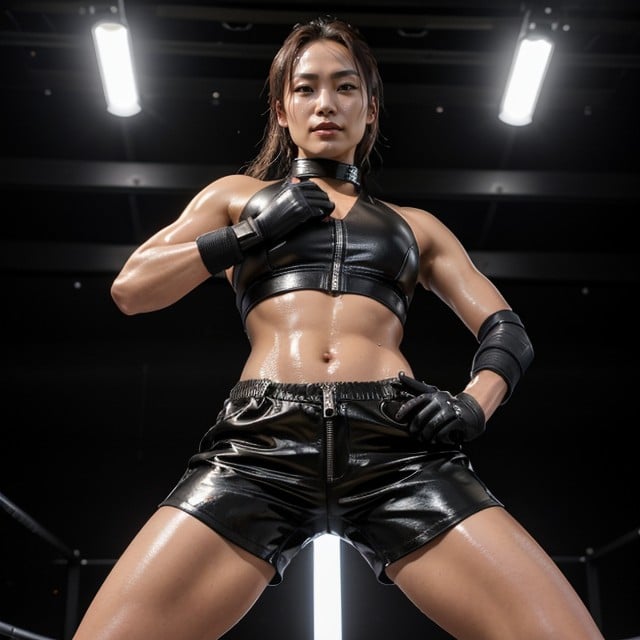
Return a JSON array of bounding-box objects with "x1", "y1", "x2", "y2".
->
[{"x1": 73, "y1": 16, "x2": 604, "y2": 640}]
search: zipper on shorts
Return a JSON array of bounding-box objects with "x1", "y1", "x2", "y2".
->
[{"x1": 321, "y1": 384, "x2": 336, "y2": 483}]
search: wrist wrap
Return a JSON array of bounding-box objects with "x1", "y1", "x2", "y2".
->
[
  {"x1": 470, "y1": 309, "x2": 534, "y2": 403},
  {"x1": 195, "y1": 226, "x2": 244, "y2": 276},
  {"x1": 232, "y1": 219, "x2": 262, "y2": 251},
  {"x1": 456, "y1": 392, "x2": 486, "y2": 431}
]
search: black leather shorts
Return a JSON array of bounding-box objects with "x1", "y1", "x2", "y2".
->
[{"x1": 160, "y1": 378, "x2": 502, "y2": 585}]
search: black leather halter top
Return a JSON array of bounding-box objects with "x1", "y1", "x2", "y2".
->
[{"x1": 232, "y1": 162, "x2": 419, "y2": 325}]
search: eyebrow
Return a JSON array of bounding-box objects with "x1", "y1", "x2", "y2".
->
[{"x1": 292, "y1": 69, "x2": 360, "y2": 80}]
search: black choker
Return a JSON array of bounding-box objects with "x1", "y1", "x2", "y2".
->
[{"x1": 290, "y1": 158, "x2": 361, "y2": 190}]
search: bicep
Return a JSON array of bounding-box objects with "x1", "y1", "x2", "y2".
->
[
  {"x1": 137, "y1": 179, "x2": 234, "y2": 251},
  {"x1": 429, "y1": 253, "x2": 510, "y2": 336},
  {"x1": 412, "y1": 211, "x2": 509, "y2": 336}
]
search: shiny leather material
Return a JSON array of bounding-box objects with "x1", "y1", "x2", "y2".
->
[
  {"x1": 290, "y1": 157, "x2": 361, "y2": 190},
  {"x1": 471, "y1": 310, "x2": 535, "y2": 403},
  {"x1": 232, "y1": 182, "x2": 419, "y2": 325},
  {"x1": 160, "y1": 379, "x2": 502, "y2": 585},
  {"x1": 396, "y1": 372, "x2": 486, "y2": 444}
]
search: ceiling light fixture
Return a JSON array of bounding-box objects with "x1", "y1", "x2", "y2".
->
[
  {"x1": 499, "y1": 8, "x2": 556, "y2": 126},
  {"x1": 91, "y1": 19, "x2": 140, "y2": 117}
]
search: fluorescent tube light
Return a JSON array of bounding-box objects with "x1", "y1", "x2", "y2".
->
[
  {"x1": 313, "y1": 534, "x2": 342, "y2": 640},
  {"x1": 499, "y1": 36, "x2": 554, "y2": 126},
  {"x1": 91, "y1": 21, "x2": 141, "y2": 117}
]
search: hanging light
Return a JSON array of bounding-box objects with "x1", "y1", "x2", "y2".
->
[
  {"x1": 91, "y1": 20, "x2": 141, "y2": 117},
  {"x1": 499, "y1": 9, "x2": 555, "y2": 126}
]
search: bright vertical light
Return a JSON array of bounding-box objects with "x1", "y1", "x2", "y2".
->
[
  {"x1": 313, "y1": 534, "x2": 342, "y2": 640},
  {"x1": 91, "y1": 21, "x2": 141, "y2": 117},
  {"x1": 499, "y1": 37, "x2": 554, "y2": 126}
]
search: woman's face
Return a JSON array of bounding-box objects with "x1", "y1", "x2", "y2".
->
[{"x1": 277, "y1": 39, "x2": 376, "y2": 164}]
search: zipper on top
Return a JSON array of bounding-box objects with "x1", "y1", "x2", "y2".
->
[{"x1": 329, "y1": 219, "x2": 345, "y2": 292}]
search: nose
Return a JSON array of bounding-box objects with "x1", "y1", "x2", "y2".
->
[{"x1": 315, "y1": 87, "x2": 336, "y2": 115}]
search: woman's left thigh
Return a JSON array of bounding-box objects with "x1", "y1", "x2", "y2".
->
[{"x1": 386, "y1": 506, "x2": 603, "y2": 640}]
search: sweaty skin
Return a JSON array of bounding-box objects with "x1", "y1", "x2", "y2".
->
[
  {"x1": 233, "y1": 176, "x2": 510, "y2": 417},
  {"x1": 242, "y1": 290, "x2": 409, "y2": 381},
  {"x1": 238, "y1": 189, "x2": 412, "y2": 383},
  {"x1": 74, "y1": 37, "x2": 605, "y2": 640}
]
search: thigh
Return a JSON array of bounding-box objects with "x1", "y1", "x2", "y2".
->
[
  {"x1": 386, "y1": 506, "x2": 603, "y2": 640},
  {"x1": 73, "y1": 506, "x2": 275, "y2": 640}
]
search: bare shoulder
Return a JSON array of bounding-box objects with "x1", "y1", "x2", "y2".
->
[
  {"x1": 204, "y1": 173, "x2": 273, "y2": 194},
  {"x1": 193, "y1": 173, "x2": 274, "y2": 206},
  {"x1": 184, "y1": 173, "x2": 279, "y2": 225}
]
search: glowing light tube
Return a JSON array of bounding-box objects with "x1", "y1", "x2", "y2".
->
[
  {"x1": 313, "y1": 534, "x2": 342, "y2": 640},
  {"x1": 499, "y1": 36, "x2": 554, "y2": 126},
  {"x1": 91, "y1": 22, "x2": 141, "y2": 117}
]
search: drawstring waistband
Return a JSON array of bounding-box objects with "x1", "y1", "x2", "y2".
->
[{"x1": 229, "y1": 378, "x2": 401, "y2": 403}]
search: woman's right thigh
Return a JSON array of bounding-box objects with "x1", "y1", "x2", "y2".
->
[{"x1": 72, "y1": 506, "x2": 275, "y2": 640}]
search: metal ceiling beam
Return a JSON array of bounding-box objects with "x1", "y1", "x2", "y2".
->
[
  {"x1": 6, "y1": 0, "x2": 639, "y2": 9},
  {"x1": 153, "y1": 5, "x2": 640, "y2": 36},
  {"x1": 0, "y1": 241, "x2": 635, "y2": 283},
  {"x1": 154, "y1": 6, "x2": 508, "y2": 31},
  {"x1": 2, "y1": 31, "x2": 640, "y2": 69},
  {"x1": 2, "y1": 158, "x2": 639, "y2": 202},
  {"x1": 6, "y1": 2, "x2": 640, "y2": 32}
]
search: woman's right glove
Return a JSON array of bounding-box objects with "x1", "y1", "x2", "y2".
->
[
  {"x1": 395, "y1": 371, "x2": 486, "y2": 445},
  {"x1": 196, "y1": 180, "x2": 334, "y2": 275},
  {"x1": 249, "y1": 180, "x2": 335, "y2": 248}
]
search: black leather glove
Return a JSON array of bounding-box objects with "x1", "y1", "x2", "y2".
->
[
  {"x1": 395, "y1": 371, "x2": 486, "y2": 445},
  {"x1": 247, "y1": 180, "x2": 335, "y2": 248},
  {"x1": 195, "y1": 180, "x2": 334, "y2": 276}
]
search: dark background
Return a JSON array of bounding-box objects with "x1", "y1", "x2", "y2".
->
[{"x1": 1, "y1": 1, "x2": 639, "y2": 639}]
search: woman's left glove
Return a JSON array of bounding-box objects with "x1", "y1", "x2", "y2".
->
[{"x1": 395, "y1": 371, "x2": 486, "y2": 445}]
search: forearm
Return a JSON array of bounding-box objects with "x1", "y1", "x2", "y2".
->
[
  {"x1": 111, "y1": 180, "x2": 335, "y2": 316},
  {"x1": 396, "y1": 308, "x2": 533, "y2": 445},
  {"x1": 462, "y1": 308, "x2": 534, "y2": 419},
  {"x1": 111, "y1": 242, "x2": 210, "y2": 315},
  {"x1": 462, "y1": 369, "x2": 508, "y2": 422}
]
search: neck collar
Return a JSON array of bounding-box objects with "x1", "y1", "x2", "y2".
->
[{"x1": 290, "y1": 158, "x2": 361, "y2": 191}]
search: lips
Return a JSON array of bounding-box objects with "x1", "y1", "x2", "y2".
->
[{"x1": 312, "y1": 122, "x2": 341, "y2": 131}]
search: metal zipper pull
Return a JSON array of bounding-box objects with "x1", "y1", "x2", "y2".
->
[{"x1": 322, "y1": 384, "x2": 335, "y2": 418}]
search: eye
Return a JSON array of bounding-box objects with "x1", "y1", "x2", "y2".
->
[
  {"x1": 338, "y1": 82, "x2": 358, "y2": 91},
  {"x1": 293, "y1": 85, "x2": 313, "y2": 94}
]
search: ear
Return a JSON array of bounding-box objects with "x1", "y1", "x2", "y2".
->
[
  {"x1": 276, "y1": 100, "x2": 288, "y2": 127},
  {"x1": 366, "y1": 96, "x2": 378, "y2": 125}
]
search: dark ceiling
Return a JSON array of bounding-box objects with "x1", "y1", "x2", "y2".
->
[
  {"x1": 1, "y1": 0, "x2": 639, "y2": 281},
  {"x1": 1, "y1": 2, "x2": 639, "y2": 640}
]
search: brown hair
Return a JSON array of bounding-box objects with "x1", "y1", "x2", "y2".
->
[{"x1": 244, "y1": 16, "x2": 383, "y2": 180}]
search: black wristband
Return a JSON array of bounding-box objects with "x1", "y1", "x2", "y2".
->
[
  {"x1": 195, "y1": 226, "x2": 244, "y2": 276},
  {"x1": 456, "y1": 392, "x2": 486, "y2": 430},
  {"x1": 232, "y1": 218, "x2": 262, "y2": 252}
]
